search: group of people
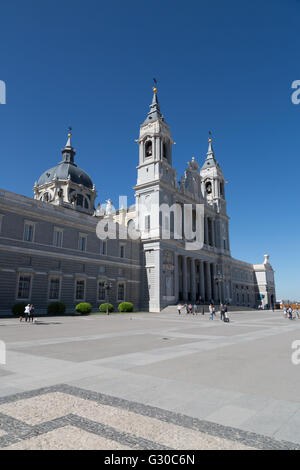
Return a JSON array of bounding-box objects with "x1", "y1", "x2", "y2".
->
[
  {"x1": 19, "y1": 304, "x2": 35, "y2": 323},
  {"x1": 209, "y1": 303, "x2": 229, "y2": 322},
  {"x1": 177, "y1": 303, "x2": 202, "y2": 315},
  {"x1": 283, "y1": 306, "x2": 300, "y2": 320},
  {"x1": 177, "y1": 302, "x2": 229, "y2": 322}
]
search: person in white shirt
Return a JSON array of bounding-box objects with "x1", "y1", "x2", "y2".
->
[{"x1": 24, "y1": 304, "x2": 30, "y2": 323}]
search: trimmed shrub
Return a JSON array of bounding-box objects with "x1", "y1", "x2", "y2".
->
[
  {"x1": 47, "y1": 302, "x2": 66, "y2": 316},
  {"x1": 75, "y1": 303, "x2": 92, "y2": 315},
  {"x1": 99, "y1": 303, "x2": 114, "y2": 313},
  {"x1": 11, "y1": 302, "x2": 27, "y2": 316},
  {"x1": 118, "y1": 302, "x2": 134, "y2": 313}
]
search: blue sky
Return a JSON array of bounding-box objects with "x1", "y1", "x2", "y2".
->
[{"x1": 0, "y1": 0, "x2": 299, "y2": 299}]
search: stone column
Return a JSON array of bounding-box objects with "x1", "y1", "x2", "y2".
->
[
  {"x1": 174, "y1": 254, "x2": 179, "y2": 302},
  {"x1": 182, "y1": 256, "x2": 188, "y2": 301},
  {"x1": 191, "y1": 258, "x2": 196, "y2": 302},
  {"x1": 211, "y1": 219, "x2": 216, "y2": 248},
  {"x1": 204, "y1": 217, "x2": 209, "y2": 246},
  {"x1": 205, "y1": 262, "x2": 212, "y2": 303},
  {"x1": 211, "y1": 263, "x2": 216, "y2": 303},
  {"x1": 200, "y1": 260, "x2": 205, "y2": 302},
  {"x1": 214, "y1": 219, "x2": 219, "y2": 249}
]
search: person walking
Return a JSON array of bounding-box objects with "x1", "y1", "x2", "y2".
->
[
  {"x1": 177, "y1": 303, "x2": 182, "y2": 315},
  {"x1": 28, "y1": 304, "x2": 35, "y2": 323},
  {"x1": 220, "y1": 304, "x2": 225, "y2": 322},
  {"x1": 193, "y1": 303, "x2": 198, "y2": 315},
  {"x1": 209, "y1": 304, "x2": 214, "y2": 320},
  {"x1": 24, "y1": 304, "x2": 30, "y2": 322}
]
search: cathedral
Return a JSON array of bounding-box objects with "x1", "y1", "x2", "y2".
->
[{"x1": 0, "y1": 86, "x2": 276, "y2": 314}]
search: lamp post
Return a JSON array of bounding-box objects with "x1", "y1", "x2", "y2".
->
[
  {"x1": 104, "y1": 281, "x2": 113, "y2": 315},
  {"x1": 214, "y1": 272, "x2": 225, "y2": 305}
]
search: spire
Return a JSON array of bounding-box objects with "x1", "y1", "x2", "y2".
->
[
  {"x1": 143, "y1": 79, "x2": 164, "y2": 124},
  {"x1": 201, "y1": 132, "x2": 218, "y2": 170},
  {"x1": 207, "y1": 131, "x2": 215, "y2": 158},
  {"x1": 61, "y1": 127, "x2": 76, "y2": 165},
  {"x1": 65, "y1": 127, "x2": 73, "y2": 148}
]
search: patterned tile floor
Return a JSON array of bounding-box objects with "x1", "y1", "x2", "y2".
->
[
  {"x1": 1, "y1": 311, "x2": 300, "y2": 449},
  {"x1": 0, "y1": 385, "x2": 298, "y2": 450}
]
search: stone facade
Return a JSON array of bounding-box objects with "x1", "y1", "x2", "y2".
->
[{"x1": 0, "y1": 89, "x2": 276, "y2": 314}]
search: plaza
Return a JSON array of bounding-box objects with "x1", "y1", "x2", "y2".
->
[{"x1": 0, "y1": 309, "x2": 299, "y2": 450}]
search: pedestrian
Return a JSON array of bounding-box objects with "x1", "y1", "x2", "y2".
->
[
  {"x1": 188, "y1": 304, "x2": 193, "y2": 314},
  {"x1": 193, "y1": 303, "x2": 198, "y2": 315},
  {"x1": 296, "y1": 308, "x2": 300, "y2": 320},
  {"x1": 209, "y1": 304, "x2": 214, "y2": 320},
  {"x1": 177, "y1": 303, "x2": 182, "y2": 315},
  {"x1": 283, "y1": 306, "x2": 287, "y2": 318},
  {"x1": 28, "y1": 304, "x2": 35, "y2": 323},
  {"x1": 185, "y1": 304, "x2": 189, "y2": 315},
  {"x1": 24, "y1": 304, "x2": 30, "y2": 322},
  {"x1": 220, "y1": 304, "x2": 225, "y2": 321}
]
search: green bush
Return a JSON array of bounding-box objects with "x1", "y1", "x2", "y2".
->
[
  {"x1": 75, "y1": 303, "x2": 92, "y2": 315},
  {"x1": 11, "y1": 302, "x2": 27, "y2": 316},
  {"x1": 118, "y1": 302, "x2": 134, "y2": 313},
  {"x1": 99, "y1": 303, "x2": 114, "y2": 313},
  {"x1": 47, "y1": 302, "x2": 66, "y2": 315}
]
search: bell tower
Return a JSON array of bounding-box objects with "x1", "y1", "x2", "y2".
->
[
  {"x1": 134, "y1": 83, "x2": 178, "y2": 312},
  {"x1": 135, "y1": 84, "x2": 177, "y2": 237},
  {"x1": 200, "y1": 134, "x2": 227, "y2": 215},
  {"x1": 136, "y1": 85, "x2": 176, "y2": 186}
]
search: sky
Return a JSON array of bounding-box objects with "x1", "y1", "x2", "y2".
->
[{"x1": 0, "y1": 0, "x2": 299, "y2": 300}]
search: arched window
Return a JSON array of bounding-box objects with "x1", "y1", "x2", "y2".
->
[
  {"x1": 206, "y1": 181, "x2": 212, "y2": 195},
  {"x1": 145, "y1": 140, "x2": 152, "y2": 158},
  {"x1": 163, "y1": 142, "x2": 168, "y2": 160},
  {"x1": 220, "y1": 182, "x2": 225, "y2": 198},
  {"x1": 42, "y1": 192, "x2": 52, "y2": 202},
  {"x1": 76, "y1": 194, "x2": 84, "y2": 207}
]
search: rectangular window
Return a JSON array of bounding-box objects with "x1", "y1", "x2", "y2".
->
[
  {"x1": 98, "y1": 281, "x2": 106, "y2": 301},
  {"x1": 24, "y1": 223, "x2": 34, "y2": 242},
  {"x1": 53, "y1": 228, "x2": 63, "y2": 248},
  {"x1": 0, "y1": 215, "x2": 3, "y2": 233},
  {"x1": 17, "y1": 275, "x2": 31, "y2": 299},
  {"x1": 79, "y1": 235, "x2": 87, "y2": 252},
  {"x1": 49, "y1": 278, "x2": 60, "y2": 300},
  {"x1": 120, "y1": 245, "x2": 125, "y2": 259},
  {"x1": 75, "y1": 280, "x2": 85, "y2": 301},
  {"x1": 118, "y1": 283, "x2": 125, "y2": 302},
  {"x1": 145, "y1": 215, "x2": 150, "y2": 231}
]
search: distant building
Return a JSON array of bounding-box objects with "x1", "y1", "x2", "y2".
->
[{"x1": 0, "y1": 87, "x2": 276, "y2": 314}]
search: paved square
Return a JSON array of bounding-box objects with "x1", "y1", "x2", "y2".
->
[{"x1": 0, "y1": 310, "x2": 299, "y2": 449}]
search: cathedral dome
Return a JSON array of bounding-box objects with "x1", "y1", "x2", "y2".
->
[
  {"x1": 37, "y1": 131, "x2": 93, "y2": 189},
  {"x1": 38, "y1": 162, "x2": 93, "y2": 189}
]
